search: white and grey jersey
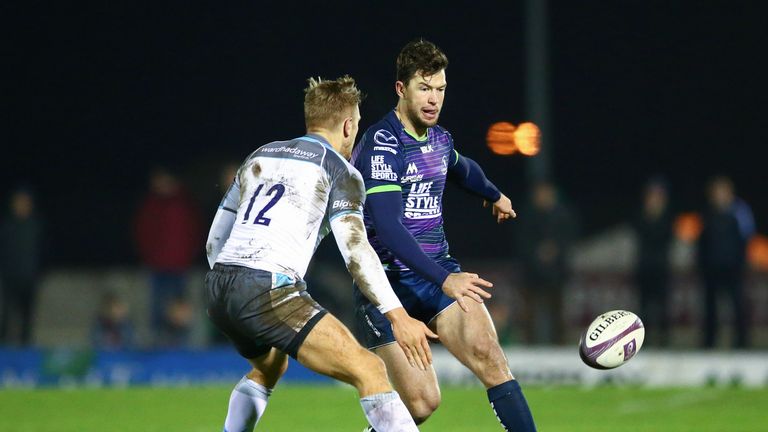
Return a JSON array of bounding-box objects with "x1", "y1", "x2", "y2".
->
[{"x1": 208, "y1": 135, "x2": 365, "y2": 279}]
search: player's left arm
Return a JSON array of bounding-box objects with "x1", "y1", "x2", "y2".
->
[
  {"x1": 447, "y1": 149, "x2": 516, "y2": 223},
  {"x1": 205, "y1": 175, "x2": 240, "y2": 268}
]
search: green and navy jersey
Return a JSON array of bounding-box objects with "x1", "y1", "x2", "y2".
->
[{"x1": 350, "y1": 110, "x2": 458, "y2": 271}]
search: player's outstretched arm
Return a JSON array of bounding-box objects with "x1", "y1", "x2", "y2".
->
[
  {"x1": 448, "y1": 152, "x2": 516, "y2": 223},
  {"x1": 331, "y1": 213, "x2": 438, "y2": 370},
  {"x1": 205, "y1": 179, "x2": 240, "y2": 268}
]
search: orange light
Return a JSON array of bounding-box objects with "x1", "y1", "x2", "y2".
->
[
  {"x1": 747, "y1": 235, "x2": 768, "y2": 271},
  {"x1": 674, "y1": 212, "x2": 703, "y2": 243},
  {"x1": 486, "y1": 122, "x2": 518, "y2": 155},
  {"x1": 513, "y1": 122, "x2": 541, "y2": 156}
]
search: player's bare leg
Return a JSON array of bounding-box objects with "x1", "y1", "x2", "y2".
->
[
  {"x1": 297, "y1": 313, "x2": 390, "y2": 395},
  {"x1": 247, "y1": 347, "x2": 289, "y2": 387},
  {"x1": 435, "y1": 300, "x2": 536, "y2": 431},
  {"x1": 297, "y1": 313, "x2": 418, "y2": 431},
  {"x1": 224, "y1": 348, "x2": 288, "y2": 431},
  {"x1": 435, "y1": 301, "x2": 512, "y2": 386},
  {"x1": 374, "y1": 343, "x2": 441, "y2": 424}
]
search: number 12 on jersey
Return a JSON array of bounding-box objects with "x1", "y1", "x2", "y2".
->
[{"x1": 242, "y1": 183, "x2": 285, "y2": 226}]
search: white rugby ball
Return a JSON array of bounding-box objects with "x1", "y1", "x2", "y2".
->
[{"x1": 579, "y1": 310, "x2": 644, "y2": 369}]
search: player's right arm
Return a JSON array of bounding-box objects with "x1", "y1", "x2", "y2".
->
[{"x1": 205, "y1": 174, "x2": 240, "y2": 268}]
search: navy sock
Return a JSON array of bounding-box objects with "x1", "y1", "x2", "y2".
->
[{"x1": 487, "y1": 380, "x2": 536, "y2": 431}]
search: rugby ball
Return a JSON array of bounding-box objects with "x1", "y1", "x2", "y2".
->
[{"x1": 579, "y1": 310, "x2": 644, "y2": 369}]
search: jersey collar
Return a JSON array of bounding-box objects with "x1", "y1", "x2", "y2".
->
[
  {"x1": 387, "y1": 109, "x2": 429, "y2": 142},
  {"x1": 299, "y1": 133, "x2": 334, "y2": 151}
]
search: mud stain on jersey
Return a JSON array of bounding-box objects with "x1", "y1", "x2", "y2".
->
[{"x1": 305, "y1": 176, "x2": 330, "y2": 238}]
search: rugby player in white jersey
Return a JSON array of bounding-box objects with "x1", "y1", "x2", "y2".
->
[{"x1": 205, "y1": 76, "x2": 436, "y2": 431}]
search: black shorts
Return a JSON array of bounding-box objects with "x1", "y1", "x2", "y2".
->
[
  {"x1": 355, "y1": 257, "x2": 460, "y2": 349},
  {"x1": 205, "y1": 263, "x2": 327, "y2": 359}
]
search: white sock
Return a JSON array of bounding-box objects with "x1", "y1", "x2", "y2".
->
[
  {"x1": 223, "y1": 376, "x2": 272, "y2": 432},
  {"x1": 360, "y1": 391, "x2": 418, "y2": 432}
]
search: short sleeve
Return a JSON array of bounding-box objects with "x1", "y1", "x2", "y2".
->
[{"x1": 353, "y1": 128, "x2": 405, "y2": 195}]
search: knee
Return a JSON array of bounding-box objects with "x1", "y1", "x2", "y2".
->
[
  {"x1": 468, "y1": 335, "x2": 512, "y2": 382},
  {"x1": 346, "y1": 348, "x2": 388, "y2": 388},
  {"x1": 356, "y1": 349, "x2": 388, "y2": 379},
  {"x1": 405, "y1": 393, "x2": 441, "y2": 424},
  {"x1": 469, "y1": 333, "x2": 499, "y2": 364}
]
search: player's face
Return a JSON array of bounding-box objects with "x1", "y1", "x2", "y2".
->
[
  {"x1": 398, "y1": 69, "x2": 447, "y2": 130},
  {"x1": 340, "y1": 105, "x2": 361, "y2": 160}
]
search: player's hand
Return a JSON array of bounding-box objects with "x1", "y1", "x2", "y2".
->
[
  {"x1": 441, "y1": 272, "x2": 493, "y2": 312},
  {"x1": 483, "y1": 193, "x2": 516, "y2": 223},
  {"x1": 385, "y1": 307, "x2": 438, "y2": 370}
]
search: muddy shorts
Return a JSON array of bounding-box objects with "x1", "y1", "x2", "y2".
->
[{"x1": 206, "y1": 263, "x2": 327, "y2": 359}]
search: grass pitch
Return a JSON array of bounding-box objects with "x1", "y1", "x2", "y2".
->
[{"x1": 0, "y1": 384, "x2": 765, "y2": 431}]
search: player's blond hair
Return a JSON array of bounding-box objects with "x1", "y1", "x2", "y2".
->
[{"x1": 304, "y1": 75, "x2": 363, "y2": 130}]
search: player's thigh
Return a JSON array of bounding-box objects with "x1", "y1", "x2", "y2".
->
[
  {"x1": 374, "y1": 343, "x2": 440, "y2": 406},
  {"x1": 296, "y1": 313, "x2": 388, "y2": 388},
  {"x1": 435, "y1": 301, "x2": 513, "y2": 386}
]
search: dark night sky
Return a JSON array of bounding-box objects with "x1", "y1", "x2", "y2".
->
[{"x1": 3, "y1": 1, "x2": 767, "y2": 266}]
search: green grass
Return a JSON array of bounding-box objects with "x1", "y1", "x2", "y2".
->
[{"x1": 0, "y1": 385, "x2": 765, "y2": 431}]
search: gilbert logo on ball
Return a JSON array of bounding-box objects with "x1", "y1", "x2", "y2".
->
[{"x1": 579, "y1": 310, "x2": 645, "y2": 369}]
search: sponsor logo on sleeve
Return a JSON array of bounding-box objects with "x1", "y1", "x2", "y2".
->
[
  {"x1": 441, "y1": 155, "x2": 449, "y2": 175},
  {"x1": 370, "y1": 155, "x2": 398, "y2": 181},
  {"x1": 373, "y1": 129, "x2": 399, "y2": 147},
  {"x1": 332, "y1": 199, "x2": 362, "y2": 211}
]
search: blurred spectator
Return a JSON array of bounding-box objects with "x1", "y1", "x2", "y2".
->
[
  {"x1": 516, "y1": 180, "x2": 577, "y2": 345},
  {"x1": 0, "y1": 187, "x2": 43, "y2": 346},
  {"x1": 134, "y1": 167, "x2": 202, "y2": 345},
  {"x1": 158, "y1": 295, "x2": 194, "y2": 348},
  {"x1": 92, "y1": 292, "x2": 135, "y2": 350},
  {"x1": 697, "y1": 176, "x2": 755, "y2": 349},
  {"x1": 632, "y1": 178, "x2": 673, "y2": 347}
]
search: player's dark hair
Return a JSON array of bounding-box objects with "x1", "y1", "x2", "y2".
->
[
  {"x1": 304, "y1": 75, "x2": 363, "y2": 129},
  {"x1": 396, "y1": 39, "x2": 449, "y2": 84}
]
